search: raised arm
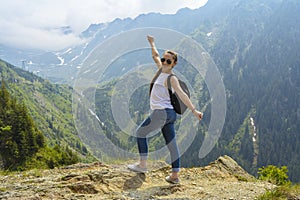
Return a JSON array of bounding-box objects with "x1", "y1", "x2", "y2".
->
[{"x1": 147, "y1": 35, "x2": 162, "y2": 68}]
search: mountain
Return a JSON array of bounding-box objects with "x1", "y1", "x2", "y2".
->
[
  {"x1": 0, "y1": 0, "x2": 237, "y2": 84},
  {"x1": 0, "y1": 59, "x2": 95, "y2": 163},
  {"x1": 91, "y1": 0, "x2": 300, "y2": 182},
  {"x1": 0, "y1": 155, "x2": 278, "y2": 200},
  {"x1": 83, "y1": 0, "x2": 300, "y2": 182},
  {"x1": 203, "y1": 0, "x2": 300, "y2": 182},
  {"x1": 0, "y1": 0, "x2": 300, "y2": 182}
]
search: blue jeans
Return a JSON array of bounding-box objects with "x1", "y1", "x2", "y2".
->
[{"x1": 136, "y1": 108, "x2": 180, "y2": 172}]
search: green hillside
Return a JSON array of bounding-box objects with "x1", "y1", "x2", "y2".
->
[
  {"x1": 0, "y1": 59, "x2": 95, "y2": 168},
  {"x1": 188, "y1": 0, "x2": 300, "y2": 182}
]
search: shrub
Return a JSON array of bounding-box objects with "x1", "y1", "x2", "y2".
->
[
  {"x1": 258, "y1": 165, "x2": 290, "y2": 185},
  {"x1": 258, "y1": 184, "x2": 300, "y2": 200}
]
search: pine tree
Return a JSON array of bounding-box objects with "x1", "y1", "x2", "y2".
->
[
  {"x1": 0, "y1": 79, "x2": 79, "y2": 170},
  {"x1": 0, "y1": 79, "x2": 45, "y2": 169}
]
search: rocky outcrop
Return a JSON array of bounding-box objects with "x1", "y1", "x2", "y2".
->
[{"x1": 0, "y1": 155, "x2": 274, "y2": 200}]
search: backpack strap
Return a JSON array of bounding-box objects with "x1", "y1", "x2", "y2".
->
[
  {"x1": 167, "y1": 74, "x2": 175, "y2": 98},
  {"x1": 149, "y1": 68, "x2": 162, "y2": 96}
]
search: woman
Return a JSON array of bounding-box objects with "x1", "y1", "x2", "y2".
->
[{"x1": 128, "y1": 35, "x2": 203, "y2": 184}]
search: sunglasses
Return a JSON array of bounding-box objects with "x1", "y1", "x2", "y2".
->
[{"x1": 161, "y1": 58, "x2": 172, "y2": 65}]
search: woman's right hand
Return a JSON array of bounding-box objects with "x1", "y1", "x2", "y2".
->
[{"x1": 147, "y1": 35, "x2": 154, "y2": 44}]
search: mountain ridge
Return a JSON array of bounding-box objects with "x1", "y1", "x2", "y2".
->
[{"x1": 0, "y1": 0, "x2": 237, "y2": 83}]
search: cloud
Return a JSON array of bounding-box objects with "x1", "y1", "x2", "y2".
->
[
  {"x1": 0, "y1": 0, "x2": 208, "y2": 51},
  {"x1": 0, "y1": 19, "x2": 84, "y2": 51}
]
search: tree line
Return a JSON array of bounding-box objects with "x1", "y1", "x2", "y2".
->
[{"x1": 0, "y1": 79, "x2": 79, "y2": 171}]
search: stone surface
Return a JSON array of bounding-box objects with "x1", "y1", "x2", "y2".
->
[{"x1": 0, "y1": 156, "x2": 275, "y2": 200}]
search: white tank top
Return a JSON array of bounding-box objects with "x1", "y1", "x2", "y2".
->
[{"x1": 150, "y1": 73, "x2": 173, "y2": 110}]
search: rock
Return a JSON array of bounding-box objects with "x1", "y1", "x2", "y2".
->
[
  {"x1": 0, "y1": 155, "x2": 276, "y2": 200},
  {"x1": 68, "y1": 183, "x2": 99, "y2": 194},
  {"x1": 205, "y1": 155, "x2": 256, "y2": 181}
]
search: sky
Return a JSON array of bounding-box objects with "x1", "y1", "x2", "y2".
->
[{"x1": 0, "y1": 0, "x2": 208, "y2": 51}]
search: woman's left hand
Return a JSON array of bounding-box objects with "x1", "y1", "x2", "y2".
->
[{"x1": 193, "y1": 110, "x2": 203, "y2": 120}]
